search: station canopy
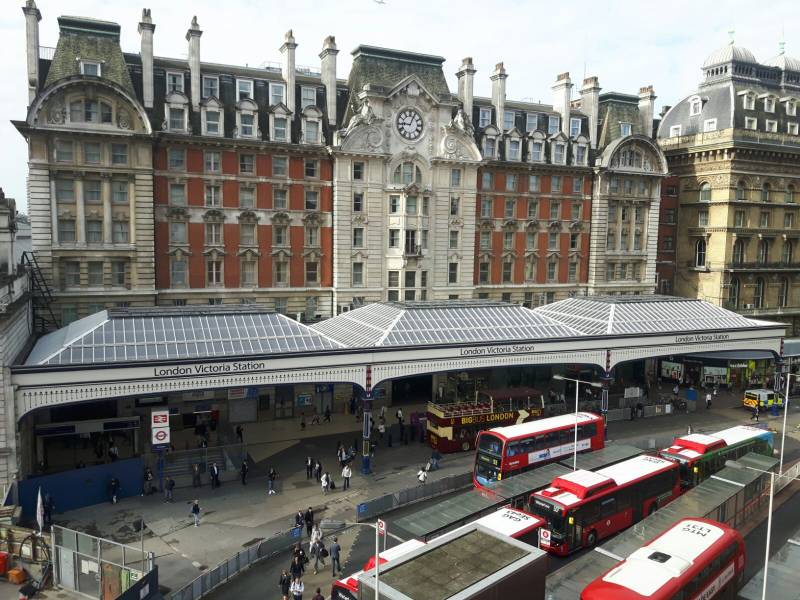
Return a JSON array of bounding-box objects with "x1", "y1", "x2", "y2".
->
[
  {"x1": 25, "y1": 305, "x2": 344, "y2": 366},
  {"x1": 23, "y1": 296, "x2": 779, "y2": 367}
]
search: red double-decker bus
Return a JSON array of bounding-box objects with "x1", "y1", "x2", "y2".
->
[
  {"x1": 581, "y1": 518, "x2": 746, "y2": 600},
  {"x1": 427, "y1": 387, "x2": 544, "y2": 453},
  {"x1": 530, "y1": 454, "x2": 680, "y2": 556},
  {"x1": 473, "y1": 412, "x2": 604, "y2": 489}
]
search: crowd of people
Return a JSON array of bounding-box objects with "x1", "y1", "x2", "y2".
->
[{"x1": 284, "y1": 507, "x2": 343, "y2": 600}]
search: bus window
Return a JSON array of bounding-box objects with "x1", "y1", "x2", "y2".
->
[
  {"x1": 599, "y1": 497, "x2": 616, "y2": 518},
  {"x1": 478, "y1": 433, "x2": 502, "y2": 455}
]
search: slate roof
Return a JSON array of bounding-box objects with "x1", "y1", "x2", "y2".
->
[{"x1": 703, "y1": 44, "x2": 758, "y2": 68}]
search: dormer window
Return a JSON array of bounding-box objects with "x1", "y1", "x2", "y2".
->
[
  {"x1": 301, "y1": 87, "x2": 317, "y2": 109},
  {"x1": 165, "y1": 91, "x2": 189, "y2": 133},
  {"x1": 787, "y1": 100, "x2": 797, "y2": 117},
  {"x1": 301, "y1": 106, "x2": 323, "y2": 145},
  {"x1": 573, "y1": 135, "x2": 589, "y2": 165},
  {"x1": 168, "y1": 106, "x2": 186, "y2": 131},
  {"x1": 68, "y1": 99, "x2": 113, "y2": 124},
  {"x1": 269, "y1": 82, "x2": 286, "y2": 107},
  {"x1": 528, "y1": 131, "x2": 546, "y2": 162},
  {"x1": 483, "y1": 137, "x2": 496, "y2": 158},
  {"x1": 548, "y1": 115, "x2": 560, "y2": 135},
  {"x1": 237, "y1": 79, "x2": 254, "y2": 101},
  {"x1": 526, "y1": 114, "x2": 538, "y2": 132},
  {"x1": 745, "y1": 117, "x2": 757, "y2": 130},
  {"x1": 743, "y1": 93, "x2": 755, "y2": 110},
  {"x1": 764, "y1": 97, "x2": 776, "y2": 113},
  {"x1": 689, "y1": 97, "x2": 702, "y2": 116},
  {"x1": 270, "y1": 104, "x2": 291, "y2": 142},
  {"x1": 236, "y1": 99, "x2": 259, "y2": 139},
  {"x1": 80, "y1": 60, "x2": 101, "y2": 77},
  {"x1": 508, "y1": 139, "x2": 521, "y2": 160},
  {"x1": 569, "y1": 118, "x2": 581, "y2": 138},
  {"x1": 202, "y1": 75, "x2": 219, "y2": 99},
  {"x1": 669, "y1": 125, "x2": 681, "y2": 137},
  {"x1": 553, "y1": 142, "x2": 566, "y2": 164},
  {"x1": 201, "y1": 98, "x2": 224, "y2": 136},
  {"x1": 789, "y1": 122, "x2": 799, "y2": 135},
  {"x1": 619, "y1": 122, "x2": 632, "y2": 137},
  {"x1": 240, "y1": 114, "x2": 255, "y2": 137},
  {"x1": 703, "y1": 118, "x2": 717, "y2": 132},
  {"x1": 167, "y1": 72, "x2": 184, "y2": 94},
  {"x1": 479, "y1": 107, "x2": 492, "y2": 128},
  {"x1": 503, "y1": 110, "x2": 515, "y2": 131},
  {"x1": 766, "y1": 120, "x2": 778, "y2": 133}
]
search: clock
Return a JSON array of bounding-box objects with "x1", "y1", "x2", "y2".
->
[{"x1": 396, "y1": 109, "x2": 424, "y2": 140}]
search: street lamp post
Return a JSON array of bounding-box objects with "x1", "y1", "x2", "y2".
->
[
  {"x1": 321, "y1": 519, "x2": 384, "y2": 600},
  {"x1": 725, "y1": 461, "x2": 800, "y2": 600},
  {"x1": 780, "y1": 365, "x2": 794, "y2": 475},
  {"x1": 552, "y1": 374, "x2": 602, "y2": 471}
]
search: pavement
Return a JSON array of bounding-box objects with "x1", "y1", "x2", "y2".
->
[{"x1": 38, "y1": 389, "x2": 800, "y2": 598}]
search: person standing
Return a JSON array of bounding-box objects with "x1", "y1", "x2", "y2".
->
[
  {"x1": 323, "y1": 406, "x2": 331, "y2": 423},
  {"x1": 330, "y1": 537, "x2": 342, "y2": 577},
  {"x1": 430, "y1": 449, "x2": 442, "y2": 471},
  {"x1": 279, "y1": 570, "x2": 292, "y2": 600},
  {"x1": 309, "y1": 522, "x2": 322, "y2": 551},
  {"x1": 210, "y1": 462, "x2": 220, "y2": 489},
  {"x1": 164, "y1": 476, "x2": 175, "y2": 503},
  {"x1": 240, "y1": 460, "x2": 249, "y2": 485},
  {"x1": 341, "y1": 464, "x2": 352, "y2": 490},
  {"x1": 109, "y1": 477, "x2": 120, "y2": 504},
  {"x1": 191, "y1": 463, "x2": 201, "y2": 488},
  {"x1": 396, "y1": 407, "x2": 404, "y2": 427},
  {"x1": 751, "y1": 403, "x2": 760, "y2": 422},
  {"x1": 305, "y1": 456, "x2": 313, "y2": 479},
  {"x1": 108, "y1": 442, "x2": 119, "y2": 462},
  {"x1": 236, "y1": 424, "x2": 244, "y2": 444},
  {"x1": 304, "y1": 507, "x2": 314, "y2": 537},
  {"x1": 417, "y1": 466, "x2": 428, "y2": 485},
  {"x1": 705, "y1": 391, "x2": 712, "y2": 409},
  {"x1": 314, "y1": 460, "x2": 322, "y2": 483},
  {"x1": 290, "y1": 576, "x2": 304, "y2": 600},
  {"x1": 191, "y1": 499, "x2": 201, "y2": 527},
  {"x1": 378, "y1": 417, "x2": 386, "y2": 445},
  {"x1": 268, "y1": 467, "x2": 278, "y2": 495},
  {"x1": 321, "y1": 471, "x2": 330, "y2": 495},
  {"x1": 312, "y1": 587, "x2": 324, "y2": 600},
  {"x1": 295, "y1": 510, "x2": 305, "y2": 533}
]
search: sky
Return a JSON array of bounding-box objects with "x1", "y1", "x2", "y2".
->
[{"x1": 1, "y1": 0, "x2": 798, "y2": 214}]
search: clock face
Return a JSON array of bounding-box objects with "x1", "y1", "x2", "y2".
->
[{"x1": 396, "y1": 109, "x2": 424, "y2": 140}]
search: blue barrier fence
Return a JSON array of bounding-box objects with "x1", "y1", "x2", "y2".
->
[{"x1": 18, "y1": 457, "x2": 144, "y2": 517}]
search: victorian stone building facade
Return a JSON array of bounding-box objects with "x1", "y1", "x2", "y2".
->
[
  {"x1": 16, "y1": 3, "x2": 667, "y2": 324},
  {"x1": 658, "y1": 41, "x2": 800, "y2": 335}
]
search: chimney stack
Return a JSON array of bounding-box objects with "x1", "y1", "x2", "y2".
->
[
  {"x1": 22, "y1": 0, "x2": 41, "y2": 105},
  {"x1": 638, "y1": 85, "x2": 656, "y2": 138},
  {"x1": 490, "y1": 62, "x2": 507, "y2": 129},
  {"x1": 280, "y1": 30, "x2": 298, "y2": 114},
  {"x1": 319, "y1": 36, "x2": 339, "y2": 127},
  {"x1": 456, "y1": 57, "x2": 477, "y2": 120},
  {"x1": 580, "y1": 76, "x2": 601, "y2": 148},
  {"x1": 138, "y1": 9, "x2": 155, "y2": 109},
  {"x1": 186, "y1": 16, "x2": 202, "y2": 110},
  {"x1": 659, "y1": 105, "x2": 672, "y2": 119},
  {"x1": 552, "y1": 72, "x2": 573, "y2": 136}
]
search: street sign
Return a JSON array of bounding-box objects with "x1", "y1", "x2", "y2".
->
[
  {"x1": 377, "y1": 519, "x2": 386, "y2": 536},
  {"x1": 151, "y1": 409, "x2": 171, "y2": 450},
  {"x1": 151, "y1": 427, "x2": 170, "y2": 446},
  {"x1": 151, "y1": 410, "x2": 169, "y2": 427}
]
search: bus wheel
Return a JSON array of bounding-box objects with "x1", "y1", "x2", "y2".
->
[
  {"x1": 586, "y1": 531, "x2": 597, "y2": 548},
  {"x1": 462, "y1": 441, "x2": 470, "y2": 452}
]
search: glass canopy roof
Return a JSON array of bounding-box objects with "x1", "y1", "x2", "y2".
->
[
  {"x1": 26, "y1": 306, "x2": 344, "y2": 366},
  {"x1": 311, "y1": 300, "x2": 582, "y2": 347}
]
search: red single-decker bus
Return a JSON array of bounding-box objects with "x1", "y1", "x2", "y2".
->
[
  {"x1": 530, "y1": 454, "x2": 680, "y2": 556},
  {"x1": 473, "y1": 412, "x2": 604, "y2": 490},
  {"x1": 581, "y1": 517, "x2": 746, "y2": 600}
]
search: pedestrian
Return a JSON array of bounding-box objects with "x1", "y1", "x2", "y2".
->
[
  {"x1": 293, "y1": 541, "x2": 308, "y2": 565},
  {"x1": 300, "y1": 414, "x2": 306, "y2": 431},
  {"x1": 321, "y1": 472, "x2": 330, "y2": 495},
  {"x1": 330, "y1": 536, "x2": 342, "y2": 576},
  {"x1": 705, "y1": 392, "x2": 712, "y2": 409},
  {"x1": 430, "y1": 449, "x2": 442, "y2": 471},
  {"x1": 295, "y1": 510, "x2": 304, "y2": 532},
  {"x1": 310, "y1": 522, "x2": 322, "y2": 551},
  {"x1": 304, "y1": 507, "x2": 314, "y2": 537},
  {"x1": 312, "y1": 538, "x2": 327, "y2": 574},
  {"x1": 290, "y1": 556, "x2": 305, "y2": 580},
  {"x1": 378, "y1": 417, "x2": 386, "y2": 444},
  {"x1": 324, "y1": 405, "x2": 331, "y2": 423},
  {"x1": 240, "y1": 460, "x2": 249, "y2": 485},
  {"x1": 306, "y1": 456, "x2": 313, "y2": 479},
  {"x1": 673, "y1": 383, "x2": 680, "y2": 398},
  {"x1": 341, "y1": 464, "x2": 352, "y2": 490},
  {"x1": 109, "y1": 477, "x2": 120, "y2": 504},
  {"x1": 210, "y1": 462, "x2": 220, "y2": 489},
  {"x1": 236, "y1": 424, "x2": 244, "y2": 444},
  {"x1": 314, "y1": 460, "x2": 322, "y2": 483},
  {"x1": 380, "y1": 404, "x2": 387, "y2": 420},
  {"x1": 751, "y1": 404, "x2": 760, "y2": 422},
  {"x1": 313, "y1": 587, "x2": 324, "y2": 600},
  {"x1": 279, "y1": 570, "x2": 292, "y2": 600},
  {"x1": 396, "y1": 407, "x2": 404, "y2": 426},
  {"x1": 144, "y1": 466, "x2": 155, "y2": 495},
  {"x1": 164, "y1": 476, "x2": 175, "y2": 503},
  {"x1": 417, "y1": 466, "x2": 428, "y2": 485},
  {"x1": 191, "y1": 499, "x2": 201, "y2": 527},
  {"x1": 290, "y1": 576, "x2": 304, "y2": 600},
  {"x1": 191, "y1": 463, "x2": 201, "y2": 488},
  {"x1": 268, "y1": 467, "x2": 278, "y2": 495},
  {"x1": 108, "y1": 442, "x2": 119, "y2": 462}
]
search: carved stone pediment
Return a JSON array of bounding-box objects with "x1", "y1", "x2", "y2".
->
[
  {"x1": 271, "y1": 211, "x2": 291, "y2": 224},
  {"x1": 238, "y1": 210, "x2": 260, "y2": 223},
  {"x1": 271, "y1": 248, "x2": 292, "y2": 258},
  {"x1": 167, "y1": 247, "x2": 191, "y2": 258},
  {"x1": 303, "y1": 248, "x2": 323, "y2": 259},
  {"x1": 202, "y1": 247, "x2": 226, "y2": 257},
  {"x1": 449, "y1": 217, "x2": 465, "y2": 228},
  {"x1": 302, "y1": 211, "x2": 322, "y2": 225},
  {"x1": 352, "y1": 214, "x2": 369, "y2": 226},
  {"x1": 569, "y1": 220, "x2": 583, "y2": 231},
  {"x1": 202, "y1": 209, "x2": 225, "y2": 222},
  {"x1": 480, "y1": 219, "x2": 495, "y2": 229},
  {"x1": 167, "y1": 206, "x2": 189, "y2": 220},
  {"x1": 548, "y1": 220, "x2": 561, "y2": 230},
  {"x1": 238, "y1": 247, "x2": 261, "y2": 257},
  {"x1": 526, "y1": 219, "x2": 539, "y2": 229},
  {"x1": 503, "y1": 219, "x2": 518, "y2": 231}
]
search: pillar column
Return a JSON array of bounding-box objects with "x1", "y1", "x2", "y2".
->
[
  {"x1": 75, "y1": 179, "x2": 85, "y2": 244},
  {"x1": 102, "y1": 177, "x2": 112, "y2": 244},
  {"x1": 128, "y1": 179, "x2": 136, "y2": 243},
  {"x1": 49, "y1": 178, "x2": 58, "y2": 244}
]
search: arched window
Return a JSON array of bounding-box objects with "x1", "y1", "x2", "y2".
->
[
  {"x1": 761, "y1": 183, "x2": 771, "y2": 202},
  {"x1": 754, "y1": 277, "x2": 765, "y2": 308},
  {"x1": 779, "y1": 277, "x2": 789, "y2": 308},
  {"x1": 695, "y1": 239, "x2": 706, "y2": 268},
  {"x1": 729, "y1": 278, "x2": 740, "y2": 309},
  {"x1": 392, "y1": 162, "x2": 422, "y2": 185},
  {"x1": 786, "y1": 185, "x2": 795, "y2": 204},
  {"x1": 732, "y1": 239, "x2": 745, "y2": 265},
  {"x1": 736, "y1": 181, "x2": 746, "y2": 201},
  {"x1": 699, "y1": 182, "x2": 711, "y2": 202},
  {"x1": 783, "y1": 240, "x2": 794, "y2": 265},
  {"x1": 758, "y1": 239, "x2": 769, "y2": 264}
]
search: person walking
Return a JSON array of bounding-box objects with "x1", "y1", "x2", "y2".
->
[
  {"x1": 378, "y1": 417, "x2": 386, "y2": 445},
  {"x1": 191, "y1": 463, "x2": 201, "y2": 488},
  {"x1": 396, "y1": 407, "x2": 404, "y2": 427},
  {"x1": 210, "y1": 462, "x2": 220, "y2": 489},
  {"x1": 290, "y1": 576, "x2": 304, "y2": 600},
  {"x1": 321, "y1": 471, "x2": 330, "y2": 495},
  {"x1": 289, "y1": 556, "x2": 305, "y2": 580},
  {"x1": 324, "y1": 406, "x2": 331, "y2": 423},
  {"x1": 310, "y1": 523, "x2": 322, "y2": 551},
  {"x1": 109, "y1": 477, "x2": 120, "y2": 504},
  {"x1": 341, "y1": 464, "x2": 352, "y2": 491},
  {"x1": 268, "y1": 467, "x2": 278, "y2": 495},
  {"x1": 312, "y1": 537, "x2": 327, "y2": 574},
  {"x1": 417, "y1": 466, "x2": 428, "y2": 485},
  {"x1": 751, "y1": 403, "x2": 760, "y2": 422},
  {"x1": 292, "y1": 542, "x2": 307, "y2": 565},
  {"x1": 429, "y1": 449, "x2": 442, "y2": 471},
  {"x1": 705, "y1": 391, "x2": 712, "y2": 409},
  {"x1": 330, "y1": 537, "x2": 342, "y2": 577},
  {"x1": 306, "y1": 456, "x2": 313, "y2": 479},
  {"x1": 304, "y1": 507, "x2": 314, "y2": 537},
  {"x1": 295, "y1": 510, "x2": 304, "y2": 532},
  {"x1": 164, "y1": 476, "x2": 175, "y2": 503},
  {"x1": 191, "y1": 499, "x2": 201, "y2": 527},
  {"x1": 279, "y1": 570, "x2": 292, "y2": 600},
  {"x1": 236, "y1": 424, "x2": 244, "y2": 444},
  {"x1": 313, "y1": 587, "x2": 324, "y2": 600},
  {"x1": 314, "y1": 460, "x2": 322, "y2": 483},
  {"x1": 240, "y1": 460, "x2": 249, "y2": 485}
]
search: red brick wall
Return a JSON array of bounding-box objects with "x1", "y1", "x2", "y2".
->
[
  {"x1": 188, "y1": 223, "x2": 205, "y2": 288},
  {"x1": 155, "y1": 222, "x2": 169, "y2": 288}
]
